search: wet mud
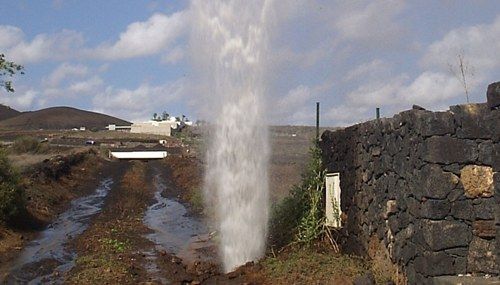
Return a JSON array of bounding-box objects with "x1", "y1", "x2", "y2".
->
[
  {"x1": 142, "y1": 166, "x2": 218, "y2": 284},
  {"x1": 1, "y1": 159, "x2": 263, "y2": 284},
  {"x1": 4, "y1": 178, "x2": 113, "y2": 284}
]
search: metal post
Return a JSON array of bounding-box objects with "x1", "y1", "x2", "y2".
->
[
  {"x1": 316, "y1": 102, "x2": 320, "y2": 140},
  {"x1": 376, "y1": 107, "x2": 380, "y2": 119}
]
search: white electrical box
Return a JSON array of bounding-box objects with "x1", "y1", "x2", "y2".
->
[{"x1": 325, "y1": 173, "x2": 342, "y2": 228}]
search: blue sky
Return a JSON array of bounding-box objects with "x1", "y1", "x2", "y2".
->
[{"x1": 1, "y1": 0, "x2": 499, "y2": 126}]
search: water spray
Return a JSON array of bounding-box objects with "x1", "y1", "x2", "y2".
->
[{"x1": 190, "y1": 0, "x2": 272, "y2": 272}]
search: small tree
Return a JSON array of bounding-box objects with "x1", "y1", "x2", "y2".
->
[
  {"x1": 152, "y1": 113, "x2": 158, "y2": 121},
  {"x1": 0, "y1": 54, "x2": 24, "y2": 93},
  {"x1": 162, "y1": 111, "x2": 169, "y2": 121}
]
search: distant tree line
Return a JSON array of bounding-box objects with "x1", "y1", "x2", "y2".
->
[{"x1": 152, "y1": 111, "x2": 189, "y2": 123}]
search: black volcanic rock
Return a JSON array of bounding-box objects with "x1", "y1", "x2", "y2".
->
[{"x1": 487, "y1": 81, "x2": 500, "y2": 109}]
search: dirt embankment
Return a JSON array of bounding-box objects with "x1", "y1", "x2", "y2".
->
[
  {"x1": 162, "y1": 156, "x2": 204, "y2": 213},
  {"x1": 0, "y1": 150, "x2": 104, "y2": 271},
  {"x1": 20, "y1": 150, "x2": 104, "y2": 225}
]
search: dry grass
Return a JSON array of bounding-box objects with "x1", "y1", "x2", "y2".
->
[
  {"x1": 262, "y1": 247, "x2": 370, "y2": 285},
  {"x1": 8, "y1": 154, "x2": 53, "y2": 170},
  {"x1": 368, "y1": 236, "x2": 405, "y2": 284}
]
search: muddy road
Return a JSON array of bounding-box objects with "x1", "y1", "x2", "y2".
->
[{"x1": 0, "y1": 159, "x2": 262, "y2": 285}]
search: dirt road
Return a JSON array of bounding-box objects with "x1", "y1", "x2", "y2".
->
[{"x1": 1, "y1": 158, "x2": 266, "y2": 284}]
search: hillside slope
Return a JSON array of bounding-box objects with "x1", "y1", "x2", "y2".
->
[
  {"x1": 0, "y1": 106, "x2": 130, "y2": 130},
  {"x1": 0, "y1": 104, "x2": 21, "y2": 121}
]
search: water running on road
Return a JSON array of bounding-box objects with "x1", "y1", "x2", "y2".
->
[
  {"x1": 4, "y1": 178, "x2": 113, "y2": 284},
  {"x1": 143, "y1": 172, "x2": 210, "y2": 284}
]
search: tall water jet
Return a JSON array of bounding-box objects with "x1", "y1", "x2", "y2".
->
[{"x1": 190, "y1": 0, "x2": 273, "y2": 272}]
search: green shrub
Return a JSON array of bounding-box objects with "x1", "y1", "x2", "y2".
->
[
  {"x1": 0, "y1": 149, "x2": 24, "y2": 222},
  {"x1": 269, "y1": 141, "x2": 326, "y2": 248},
  {"x1": 295, "y1": 142, "x2": 326, "y2": 246},
  {"x1": 268, "y1": 185, "x2": 307, "y2": 248},
  {"x1": 189, "y1": 188, "x2": 204, "y2": 213},
  {"x1": 12, "y1": 136, "x2": 47, "y2": 154}
]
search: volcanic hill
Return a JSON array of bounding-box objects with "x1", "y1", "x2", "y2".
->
[
  {"x1": 0, "y1": 106, "x2": 130, "y2": 130},
  {"x1": 0, "y1": 104, "x2": 21, "y2": 121}
]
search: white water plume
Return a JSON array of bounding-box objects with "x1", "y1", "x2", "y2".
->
[{"x1": 190, "y1": 0, "x2": 273, "y2": 272}]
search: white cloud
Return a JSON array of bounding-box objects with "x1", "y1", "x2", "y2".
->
[
  {"x1": 324, "y1": 71, "x2": 463, "y2": 126},
  {"x1": 40, "y1": 63, "x2": 101, "y2": 99},
  {"x1": 1, "y1": 11, "x2": 188, "y2": 63},
  {"x1": 399, "y1": 72, "x2": 463, "y2": 105},
  {"x1": 0, "y1": 89, "x2": 38, "y2": 110},
  {"x1": 92, "y1": 12, "x2": 187, "y2": 60},
  {"x1": 334, "y1": 0, "x2": 406, "y2": 46},
  {"x1": 359, "y1": 71, "x2": 462, "y2": 107},
  {"x1": 345, "y1": 75, "x2": 408, "y2": 107},
  {"x1": 0, "y1": 25, "x2": 24, "y2": 49},
  {"x1": 418, "y1": 15, "x2": 500, "y2": 103},
  {"x1": 272, "y1": 85, "x2": 314, "y2": 124},
  {"x1": 272, "y1": 82, "x2": 339, "y2": 125},
  {"x1": 325, "y1": 104, "x2": 369, "y2": 126},
  {"x1": 3, "y1": 28, "x2": 84, "y2": 64},
  {"x1": 343, "y1": 59, "x2": 391, "y2": 82},
  {"x1": 161, "y1": 46, "x2": 185, "y2": 64},
  {"x1": 68, "y1": 76, "x2": 103, "y2": 93},
  {"x1": 36, "y1": 64, "x2": 104, "y2": 105},
  {"x1": 43, "y1": 62, "x2": 89, "y2": 88},
  {"x1": 92, "y1": 80, "x2": 185, "y2": 120},
  {"x1": 276, "y1": 85, "x2": 312, "y2": 111},
  {"x1": 422, "y1": 16, "x2": 500, "y2": 73}
]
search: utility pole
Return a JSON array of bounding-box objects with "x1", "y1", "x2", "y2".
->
[
  {"x1": 316, "y1": 102, "x2": 320, "y2": 141},
  {"x1": 376, "y1": 107, "x2": 380, "y2": 119}
]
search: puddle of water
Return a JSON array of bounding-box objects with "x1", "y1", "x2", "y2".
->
[
  {"x1": 144, "y1": 174, "x2": 207, "y2": 254},
  {"x1": 4, "y1": 178, "x2": 113, "y2": 285},
  {"x1": 143, "y1": 173, "x2": 215, "y2": 284}
]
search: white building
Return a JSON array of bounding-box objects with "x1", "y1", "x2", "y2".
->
[
  {"x1": 107, "y1": 120, "x2": 176, "y2": 136},
  {"x1": 130, "y1": 121, "x2": 176, "y2": 136}
]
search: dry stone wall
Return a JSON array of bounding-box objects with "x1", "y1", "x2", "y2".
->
[{"x1": 320, "y1": 82, "x2": 499, "y2": 284}]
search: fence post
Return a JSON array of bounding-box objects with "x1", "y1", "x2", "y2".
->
[{"x1": 316, "y1": 102, "x2": 320, "y2": 141}]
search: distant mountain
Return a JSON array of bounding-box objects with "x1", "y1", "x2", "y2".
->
[
  {"x1": 0, "y1": 104, "x2": 21, "y2": 121},
  {"x1": 0, "y1": 106, "x2": 131, "y2": 130}
]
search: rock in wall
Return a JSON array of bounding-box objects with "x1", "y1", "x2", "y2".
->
[{"x1": 320, "y1": 85, "x2": 499, "y2": 284}]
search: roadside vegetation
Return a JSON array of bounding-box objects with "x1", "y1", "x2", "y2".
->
[
  {"x1": 269, "y1": 141, "x2": 328, "y2": 249},
  {"x1": 0, "y1": 148, "x2": 24, "y2": 223},
  {"x1": 266, "y1": 140, "x2": 395, "y2": 284},
  {"x1": 12, "y1": 137, "x2": 49, "y2": 154},
  {"x1": 263, "y1": 249, "x2": 369, "y2": 284}
]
